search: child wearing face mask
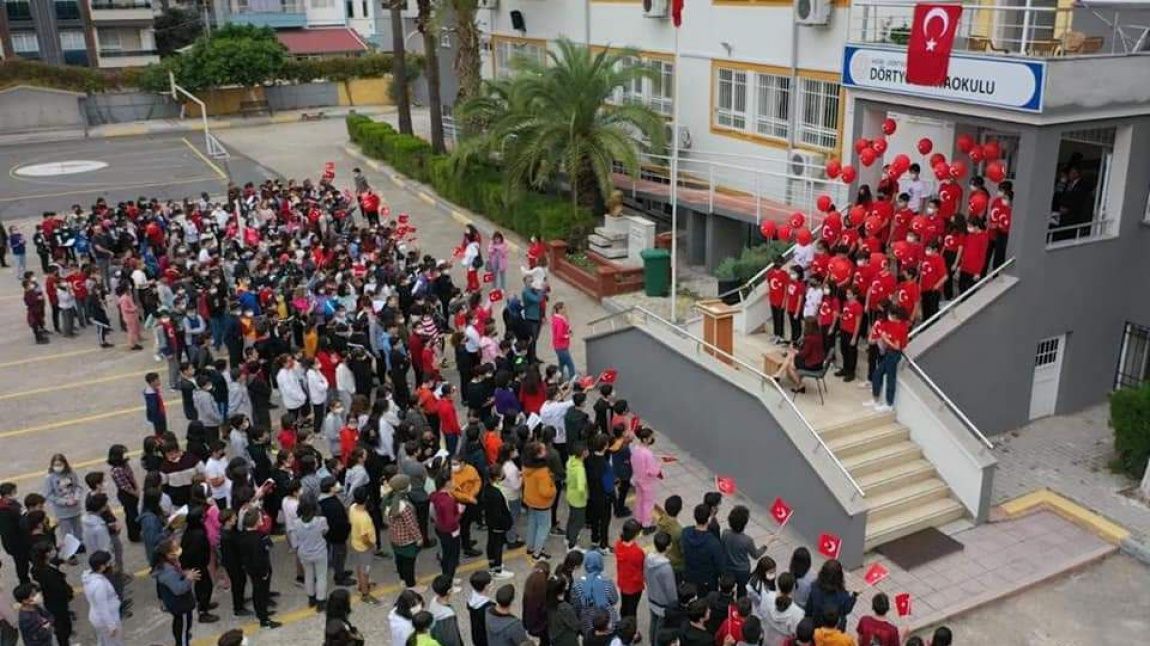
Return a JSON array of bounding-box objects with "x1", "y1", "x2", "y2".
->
[
  {"x1": 988, "y1": 181, "x2": 1013, "y2": 271},
  {"x1": 14, "y1": 583, "x2": 55, "y2": 646},
  {"x1": 629, "y1": 428, "x2": 662, "y2": 531},
  {"x1": 782, "y1": 266, "x2": 805, "y2": 347}
]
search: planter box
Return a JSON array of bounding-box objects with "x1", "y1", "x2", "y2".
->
[{"x1": 549, "y1": 240, "x2": 644, "y2": 301}]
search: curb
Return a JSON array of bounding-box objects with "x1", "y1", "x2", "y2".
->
[
  {"x1": 998, "y1": 488, "x2": 1131, "y2": 545},
  {"x1": 1119, "y1": 534, "x2": 1150, "y2": 566},
  {"x1": 90, "y1": 106, "x2": 392, "y2": 140}
]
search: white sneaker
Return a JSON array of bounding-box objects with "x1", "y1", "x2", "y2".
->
[
  {"x1": 491, "y1": 569, "x2": 514, "y2": 580},
  {"x1": 451, "y1": 586, "x2": 463, "y2": 594},
  {"x1": 861, "y1": 400, "x2": 877, "y2": 409},
  {"x1": 857, "y1": 380, "x2": 871, "y2": 389},
  {"x1": 874, "y1": 404, "x2": 893, "y2": 412}
]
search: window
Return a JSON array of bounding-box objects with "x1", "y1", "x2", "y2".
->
[
  {"x1": 797, "y1": 77, "x2": 840, "y2": 151},
  {"x1": 715, "y1": 67, "x2": 748, "y2": 130},
  {"x1": 754, "y1": 72, "x2": 790, "y2": 140},
  {"x1": 649, "y1": 59, "x2": 673, "y2": 116},
  {"x1": 1116, "y1": 322, "x2": 1150, "y2": 389},
  {"x1": 99, "y1": 29, "x2": 122, "y2": 51},
  {"x1": 59, "y1": 30, "x2": 86, "y2": 51},
  {"x1": 1047, "y1": 126, "x2": 1118, "y2": 245},
  {"x1": 494, "y1": 39, "x2": 546, "y2": 78},
  {"x1": 10, "y1": 30, "x2": 38, "y2": 53},
  {"x1": 310, "y1": 0, "x2": 334, "y2": 6}
]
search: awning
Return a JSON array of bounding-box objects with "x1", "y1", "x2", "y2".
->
[{"x1": 276, "y1": 27, "x2": 369, "y2": 56}]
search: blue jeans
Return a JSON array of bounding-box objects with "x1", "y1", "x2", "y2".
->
[
  {"x1": 445, "y1": 434, "x2": 459, "y2": 456},
  {"x1": 210, "y1": 315, "x2": 225, "y2": 349},
  {"x1": 525, "y1": 507, "x2": 551, "y2": 554},
  {"x1": 506, "y1": 498, "x2": 522, "y2": 543},
  {"x1": 871, "y1": 350, "x2": 902, "y2": 406},
  {"x1": 555, "y1": 348, "x2": 576, "y2": 381}
]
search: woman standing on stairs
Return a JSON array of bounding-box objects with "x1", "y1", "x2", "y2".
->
[{"x1": 865, "y1": 307, "x2": 910, "y2": 413}]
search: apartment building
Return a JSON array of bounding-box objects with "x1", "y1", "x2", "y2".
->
[
  {"x1": 213, "y1": 0, "x2": 404, "y2": 55},
  {"x1": 0, "y1": 0, "x2": 158, "y2": 68},
  {"x1": 89, "y1": 0, "x2": 160, "y2": 68}
]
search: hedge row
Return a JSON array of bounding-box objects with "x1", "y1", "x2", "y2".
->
[
  {"x1": 347, "y1": 114, "x2": 594, "y2": 242},
  {"x1": 0, "y1": 58, "x2": 144, "y2": 93},
  {"x1": 1110, "y1": 383, "x2": 1150, "y2": 479}
]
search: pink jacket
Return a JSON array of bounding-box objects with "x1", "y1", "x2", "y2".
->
[
  {"x1": 630, "y1": 444, "x2": 661, "y2": 490},
  {"x1": 551, "y1": 313, "x2": 571, "y2": 351}
]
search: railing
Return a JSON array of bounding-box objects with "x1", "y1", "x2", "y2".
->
[
  {"x1": 225, "y1": 0, "x2": 305, "y2": 13},
  {"x1": 902, "y1": 355, "x2": 994, "y2": 450},
  {"x1": 588, "y1": 306, "x2": 866, "y2": 499},
  {"x1": 100, "y1": 49, "x2": 159, "y2": 57},
  {"x1": 910, "y1": 257, "x2": 1015, "y2": 340},
  {"x1": 850, "y1": 1, "x2": 1150, "y2": 57},
  {"x1": 1045, "y1": 217, "x2": 1114, "y2": 246},
  {"x1": 90, "y1": 0, "x2": 152, "y2": 8},
  {"x1": 5, "y1": 1, "x2": 32, "y2": 21}
]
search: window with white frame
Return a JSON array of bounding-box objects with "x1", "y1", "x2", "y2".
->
[
  {"x1": 10, "y1": 31, "x2": 39, "y2": 54},
  {"x1": 715, "y1": 67, "x2": 748, "y2": 130},
  {"x1": 612, "y1": 57, "x2": 673, "y2": 116},
  {"x1": 310, "y1": 0, "x2": 334, "y2": 6},
  {"x1": 754, "y1": 72, "x2": 790, "y2": 140},
  {"x1": 494, "y1": 40, "x2": 546, "y2": 78},
  {"x1": 1048, "y1": 126, "x2": 1120, "y2": 245},
  {"x1": 797, "y1": 77, "x2": 840, "y2": 150},
  {"x1": 59, "y1": 30, "x2": 86, "y2": 52},
  {"x1": 98, "y1": 29, "x2": 123, "y2": 51}
]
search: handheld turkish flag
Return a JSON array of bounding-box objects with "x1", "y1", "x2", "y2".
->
[
  {"x1": 488, "y1": 289, "x2": 504, "y2": 303},
  {"x1": 818, "y1": 532, "x2": 842, "y2": 560},
  {"x1": 630, "y1": 416, "x2": 642, "y2": 432},
  {"x1": 482, "y1": 272, "x2": 495, "y2": 284},
  {"x1": 671, "y1": 0, "x2": 684, "y2": 27},
  {"x1": 864, "y1": 562, "x2": 889, "y2": 586},
  {"x1": 715, "y1": 475, "x2": 737, "y2": 496},
  {"x1": 770, "y1": 497, "x2": 794, "y2": 526},
  {"x1": 906, "y1": 3, "x2": 963, "y2": 86},
  {"x1": 895, "y1": 592, "x2": 912, "y2": 617},
  {"x1": 578, "y1": 375, "x2": 596, "y2": 390},
  {"x1": 398, "y1": 213, "x2": 410, "y2": 224},
  {"x1": 660, "y1": 454, "x2": 678, "y2": 464},
  {"x1": 452, "y1": 245, "x2": 465, "y2": 259},
  {"x1": 599, "y1": 368, "x2": 618, "y2": 384}
]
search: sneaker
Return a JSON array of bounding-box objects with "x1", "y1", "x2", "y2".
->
[
  {"x1": 261, "y1": 620, "x2": 283, "y2": 629},
  {"x1": 874, "y1": 404, "x2": 893, "y2": 412},
  {"x1": 538, "y1": 550, "x2": 553, "y2": 560},
  {"x1": 294, "y1": 575, "x2": 305, "y2": 587},
  {"x1": 861, "y1": 400, "x2": 876, "y2": 409},
  {"x1": 857, "y1": 380, "x2": 871, "y2": 389},
  {"x1": 505, "y1": 540, "x2": 525, "y2": 550},
  {"x1": 833, "y1": 369, "x2": 846, "y2": 377},
  {"x1": 361, "y1": 594, "x2": 381, "y2": 605},
  {"x1": 843, "y1": 375, "x2": 855, "y2": 383},
  {"x1": 335, "y1": 577, "x2": 356, "y2": 587},
  {"x1": 316, "y1": 600, "x2": 327, "y2": 613},
  {"x1": 491, "y1": 569, "x2": 514, "y2": 580},
  {"x1": 463, "y1": 548, "x2": 483, "y2": 558},
  {"x1": 234, "y1": 608, "x2": 253, "y2": 617},
  {"x1": 198, "y1": 613, "x2": 220, "y2": 623}
]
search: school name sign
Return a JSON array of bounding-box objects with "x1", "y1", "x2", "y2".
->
[{"x1": 842, "y1": 45, "x2": 1046, "y2": 113}]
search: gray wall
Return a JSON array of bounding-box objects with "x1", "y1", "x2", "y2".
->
[
  {"x1": 265, "y1": 83, "x2": 339, "y2": 111},
  {"x1": 854, "y1": 98, "x2": 1150, "y2": 434},
  {"x1": 585, "y1": 326, "x2": 868, "y2": 567},
  {"x1": 0, "y1": 87, "x2": 84, "y2": 133},
  {"x1": 82, "y1": 91, "x2": 180, "y2": 126}
]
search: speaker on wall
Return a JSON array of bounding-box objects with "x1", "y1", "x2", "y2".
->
[{"x1": 510, "y1": 10, "x2": 526, "y2": 32}]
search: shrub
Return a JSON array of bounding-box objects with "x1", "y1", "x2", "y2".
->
[{"x1": 1110, "y1": 383, "x2": 1150, "y2": 479}]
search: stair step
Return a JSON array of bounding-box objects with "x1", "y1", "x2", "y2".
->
[
  {"x1": 818, "y1": 412, "x2": 897, "y2": 441},
  {"x1": 865, "y1": 497, "x2": 966, "y2": 550},
  {"x1": 589, "y1": 245, "x2": 629, "y2": 259},
  {"x1": 856, "y1": 459, "x2": 937, "y2": 496},
  {"x1": 826, "y1": 423, "x2": 909, "y2": 458},
  {"x1": 593, "y1": 227, "x2": 628, "y2": 242},
  {"x1": 841, "y1": 441, "x2": 921, "y2": 477},
  {"x1": 865, "y1": 478, "x2": 952, "y2": 521}
]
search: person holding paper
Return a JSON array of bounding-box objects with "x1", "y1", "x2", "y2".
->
[{"x1": 42, "y1": 454, "x2": 84, "y2": 553}]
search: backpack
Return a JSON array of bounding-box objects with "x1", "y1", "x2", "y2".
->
[{"x1": 471, "y1": 248, "x2": 485, "y2": 269}]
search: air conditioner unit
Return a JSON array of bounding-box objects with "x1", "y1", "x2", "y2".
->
[
  {"x1": 794, "y1": 0, "x2": 831, "y2": 26},
  {"x1": 643, "y1": 0, "x2": 668, "y2": 19},
  {"x1": 665, "y1": 124, "x2": 692, "y2": 150},
  {"x1": 787, "y1": 149, "x2": 827, "y2": 208},
  {"x1": 476, "y1": 0, "x2": 497, "y2": 9}
]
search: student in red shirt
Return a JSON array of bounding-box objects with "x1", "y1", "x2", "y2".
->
[
  {"x1": 615, "y1": 519, "x2": 647, "y2": 626},
  {"x1": 437, "y1": 384, "x2": 462, "y2": 455},
  {"x1": 766, "y1": 260, "x2": 790, "y2": 344},
  {"x1": 957, "y1": 218, "x2": 990, "y2": 294},
  {"x1": 890, "y1": 194, "x2": 914, "y2": 244},
  {"x1": 895, "y1": 267, "x2": 921, "y2": 323},
  {"x1": 941, "y1": 215, "x2": 966, "y2": 301},
  {"x1": 836, "y1": 288, "x2": 864, "y2": 383},
  {"x1": 866, "y1": 307, "x2": 909, "y2": 412},
  {"x1": 856, "y1": 593, "x2": 900, "y2": 646},
  {"x1": 783, "y1": 266, "x2": 805, "y2": 346},
  {"x1": 816, "y1": 285, "x2": 839, "y2": 354},
  {"x1": 938, "y1": 182, "x2": 962, "y2": 220},
  {"x1": 919, "y1": 243, "x2": 948, "y2": 321},
  {"x1": 988, "y1": 181, "x2": 1013, "y2": 271}
]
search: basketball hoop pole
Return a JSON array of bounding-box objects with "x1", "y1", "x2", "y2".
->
[{"x1": 170, "y1": 70, "x2": 212, "y2": 159}]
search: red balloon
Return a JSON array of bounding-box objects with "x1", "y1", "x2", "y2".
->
[
  {"x1": 789, "y1": 211, "x2": 806, "y2": 230},
  {"x1": 986, "y1": 161, "x2": 1007, "y2": 183},
  {"x1": 824, "y1": 210, "x2": 843, "y2": 228},
  {"x1": 854, "y1": 138, "x2": 871, "y2": 154},
  {"x1": 968, "y1": 192, "x2": 989, "y2": 216},
  {"x1": 795, "y1": 226, "x2": 813, "y2": 246},
  {"x1": 759, "y1": 219, "x2": 777, "y2": 240},
  {"x1": 777, "y1": 224, "x2": 793, "y2": 242},
  {"x1": 869, "y1": 251, "x2": 887, "y2": 268},
  {"x1": 872, "y1": 137, "x2": 889, "y2": 155},
  {"x1": 825, "y1": 159, "x2": 842, "y2": 179},
  {"x1": 933, "y1": 163, "x2": 949, "y2": 181},
  {"x1": 969, "y1": 147, "x2": 984, "y2": 163},
  {"x1": 891, "y1": 240, "x2": 911, "y2": 262},
  {"x1": 982, "y1": 140, "x2": 1001, "y2": 161},
  {"x1": 816, "y1": 194, "x2": 833, "y2": 213},
  {"x1": 865, "y1": 215, "x2": 884, "y2": 236},
  {"x1": 828, "y1": 256, "x2": 854, "y2": 285},
  {"x1": 840, "y1": 165, "x2": 857, "y2": 184},
  {"x1": 892, "y1": 154, "x2": 911, "y2": 172},
  {"x1": 929, "y1": 153, "x2": 947, "y2": 169},
  {"x1": 917, "y1": 138, "x2": 934, "y2": 155},
  {"x1": 949, "y1": 160, "x2": 968, "y2": 179},
  {"x1": 956, "y1": 133, "x2": 975, "y2": 154},
  {"x1": 881, "y1": 118, "x2": 898, "y2": 136},
  {"x1": 859, "y1": 147, "x2": 878, "y2": 167},
  {"x1": 848, "y1": 205, "x2": 867, "y2": 225}
]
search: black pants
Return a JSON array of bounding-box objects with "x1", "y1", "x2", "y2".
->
[
  {"x1": 867, "y1": 343, "x2": 880, "y2": 383},
  {"x1": 118, "y1": 491, "x2": 141, "y2": 542},
  {"x1": 395, "y1": 552, "x2": 416, "y2": 588},
  {"x1": 621, "y1": 591, "x2": 643, "y2": 619},
  {"x1": 171, "y1": 609, "x2": 193, "y2": 646},
  {"x1": 589, "y1": 497, "x2": 612, "y2": 549},
  {"x1": 194, "y1": 573, "x2": 214, "y2": 614},
  {"x1": 839, "y1": 331, "x2": 858, "y2": 378},
  {"x1": 487, "y1": 529, "x2": 506, "y2": 569},
  {"x1": 226, "y1": 566, "x2": 247, "y2": 613},
  {"x1": 460, "y1": 503, "x2": 479, "y2": 550},
  {"x1": 312, "y1": 403, "x2": 326, "y2": 435},
  {"x1": 329, "y1": 542, "x2": 348, "y2": 578},
  {"x1": 52, "y1": 611, "x2": 72, "y2": 646},
  {"x1": 49, "y1": 302, "x2": 60, "y2": 333},
  {"x1": 922, "y1": 291, "x2": 941, "y2": 322},
  {"x1": 958, "y1": 271, "x2": 977, "y2": 295},
  {"x1": 771, "y1": 306, "x2": 786, "y2": 338},
  {"x1": 789, "y1": 313, "x2": 802, "y2": 344},
  {"x1": 615, "y1": 480, "x2": 631, "y2": 516},
  {"x1": 437, "y1": 530, "x2": 460, "y2": 579},
  {"x1": 942, "y1": 250, "x2": 958, "y2": 300},
  {"x1": 250, "y1": 571, "x2": 272, "y2": 622},
  {"x1": 550, "y1": 478, "x2": 564, "y2": 527},
  {"x1": 38, "y1": 252, "x2": 51, "y2": 274},
  {"x1": 414, "y1": 500, "x2": 432, "y2": 545},
  {"x1": 526, "y1": 319, "x2": 542, "y2": 363},
  {"x1": 990, "y1": 232, "x2": 1008, "y2": 270}
]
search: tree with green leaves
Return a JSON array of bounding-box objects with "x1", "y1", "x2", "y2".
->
[
  {"x1": 168, "y1": 24, "x2": 286, "y2": 93},
  {"x1": 453, "y1": 38, "x2": 665, "y2": 213},
  {"x1": 416, "y1": 0, "x2": 445, "y2": 153},
  {"x1": 450, "y1": 0, "x2": 482, "y2": 121},
  {"x1": 389, "y1": 0, "x2": 414, "y2": 135},
  {"x1": 154, "y1": 6, "x2": 203, "y2": 57}
]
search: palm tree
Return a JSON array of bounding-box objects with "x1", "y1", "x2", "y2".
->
[
  {"x1": 451, "y1": 0, "x2": 483, "y2": 130},
  {"x1": 453, "y1": 38, "x2": 665, "y2": 212},
  {"x1": 415, "y1": 0, "x2": 445, "y2": 152},
  {"x1": 389, "y1": 0, "x2": 414, "y2": 135}
]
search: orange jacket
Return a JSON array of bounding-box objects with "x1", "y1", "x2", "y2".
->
[
  {"x1": 522, "y1": 465, "x2": 557, "y2": 510},
  {"x1": 482, "y1": 431, "x2": 503, "y2": 466},
  {"x1": 450, "y1": 464, "x2": 482, "y2": 504}
]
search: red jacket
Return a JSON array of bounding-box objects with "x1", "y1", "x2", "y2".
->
[{"x1": 614, "y1": 540, "x2": 646, "y2": 594}]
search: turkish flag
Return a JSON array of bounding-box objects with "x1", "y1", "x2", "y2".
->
[
  {"x1": 482, "y1": 271, "x2": 495, "y2": 284},
  {"x1": 578, "y1": 375, "x2": 596, "y2": 390},
  {"x1": 906, "y1": 3, "x2": 963, "y2": 86},
  {"x1": 452, "y1": 245, "x2": 464, "y2": 258},
  {"x1": 599, "y1": 368, "x2": 618, "y2": 384},
  {"x1": 864, "y1": 562, "x2": 889, "y2": 586},
  {"x1": 818, "y1": 532, "x2": 842, "y2": 559},
  {"x1": 895, "y1": 592, "x2": 913, "y2": 617},
  {"x1": 715, "y1": 475, "x2": 737, "y2": 496},
  {"x1": 488, "y1": 289, "x2": 504, "y2": 303},
  {"x1": 630, "y1": 416, "x2": 642, "y2": 432},
  {"x1": 770, "y1": 497, "x2": 794, "y2": 526},
  {"x1": 398, "y1": 213, "x2": 410, "y2": 224},
  {"x1": 671, "y1": 0, "x2": 684, "y2": 27}
]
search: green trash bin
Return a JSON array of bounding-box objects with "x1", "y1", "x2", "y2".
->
[{"x1": 640, "y1": 248, "x2": 671, "y2": 297}]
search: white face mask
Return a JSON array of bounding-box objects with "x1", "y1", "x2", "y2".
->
[{"x1": 52, "y1": 465, "x2": 64, "y2": 474}]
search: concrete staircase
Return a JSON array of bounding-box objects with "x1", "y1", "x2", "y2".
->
[
  {"x1": 588, "y1": 226, "x2": 629, "y2": 260},
  {"x1": 820, "y1": 412, "x2": 967, "y2": 551}
]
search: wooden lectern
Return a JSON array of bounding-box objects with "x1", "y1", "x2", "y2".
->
[{"x1": 696, "y1": 299, "x2": 737, "y2": 365}]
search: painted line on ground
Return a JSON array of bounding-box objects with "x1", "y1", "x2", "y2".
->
[
  {"x1": 999, "y1": 488, "x2": 1132, "y2": 545},
  {"x1": 3, "y1": 449, "x2": 144, "y2": 484},
  {"x1": 0, "y1": 370, "x2": 148, "y2": 401},
  {"x1": 0, "y1": 178, "x2": 220, "y2": 204},
  {"x1": 0, "y1": 347, "x2": 104, "y2": 369},
  {"x1": 181, "y1": 137, "x2": 229, "y2": 182},
  {"x1": 0, "y1": 406, "x2": 142, "y2": 441},
  {"x1": 417, "y1": 191, "x2": 437, "y2": 205}
]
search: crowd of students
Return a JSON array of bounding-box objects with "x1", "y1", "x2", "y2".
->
[{"x1": 765, "y1": 165, "x2": 1013, "y2": 411}]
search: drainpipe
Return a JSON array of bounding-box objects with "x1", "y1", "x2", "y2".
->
[{"x1": 786, "y1": 8, "x2": 799, "y2": 152}]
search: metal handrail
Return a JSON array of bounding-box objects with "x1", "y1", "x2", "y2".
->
[
  {"x1": 714, "y1": 223, "x2": 826, "y2": 304},
  {"x1": 587, "y1": 305, "x2": 866, "y2": 498},
  {"x1": 901, "y1": 355, "x2": 994, "y2": 450},
  {"x1": 910, "y1": 257, "x2": 1015, "y2": 340}
]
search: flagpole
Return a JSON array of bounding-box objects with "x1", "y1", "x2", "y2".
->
[{"x1": 668, "y1": 24, "x2": 681, "y2": 322}]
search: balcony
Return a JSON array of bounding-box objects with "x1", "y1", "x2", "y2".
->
[
  {"x1": 844, "y1": 1, "x2": 1150, "y2": 116},
  {"x1": 5, "y1": 1, "x2": 32, "y2": 22},
  {"x1": 55, "y1": 0, "x2": 82, "y2": 21},
  {"x1": 98, "y1": 48, "x2": 160, "y2": 68},
  {"x1": 90, "y1": 0, "x2": 154, "y2": 23},
  {"x1": 221, "y1": 0, "x2": 306, "y2": 28}
]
